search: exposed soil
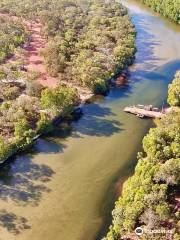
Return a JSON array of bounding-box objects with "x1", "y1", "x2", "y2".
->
[
  {"x1": 23, "y1": 20, "x2": 59, "y2": 88},
  {"x1": 0, "y1": 13, "x2": 58, "y2": 88}
]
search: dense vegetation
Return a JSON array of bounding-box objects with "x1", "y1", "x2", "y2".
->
[
  {"x1": 0, "y1": 16, "x2": 28, "y2": 63},
  {"x1": 0, "y1": 61, "x2": 78, "y2": 162},
  {"x1": 103, "y1": 73, "x2": 180, "y2": 240},
  {"x1": 0, "y1": 0, "x2": 136, "y2": 94},
  {"x1": 139, "y1": 0, "x2": 180, "y2": 24}
]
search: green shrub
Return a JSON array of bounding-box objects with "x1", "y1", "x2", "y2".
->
[{"x1": 37, "y1": 112, "x2": 53, "y2": 134}]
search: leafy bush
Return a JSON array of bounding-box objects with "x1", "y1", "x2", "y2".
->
[
  {"x1": 40, "y1": 86, "x2": 77, "y2": 113},
  {"x1": 37, "y1": 112, "x2": 53, "y2": 134}
]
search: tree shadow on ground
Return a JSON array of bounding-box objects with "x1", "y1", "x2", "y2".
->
[
  {"x1": 0, "y1": 210, "x2": 30, "y2": 235},
  {"x1": 0, "y1": 155, "x2": 55, "y2": 206}
]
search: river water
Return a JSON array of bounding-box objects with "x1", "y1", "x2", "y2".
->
[{"x1": 0, "y1": 1, "x2": 180, "y2": 240}]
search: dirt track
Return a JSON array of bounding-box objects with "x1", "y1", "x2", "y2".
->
[
  {"x1": 0, "y1": 12, "x2": 93, "y2": 100},
  {"x1": 0, "y1": 12, "x2": 59, "y2": 88},
  {"x1": 23, "y1": 20, "x2": 59, "y2": 88}
]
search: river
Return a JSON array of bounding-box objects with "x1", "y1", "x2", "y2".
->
[{"x1": 0, "y1": 1, "x2": 180, "y2": 239}]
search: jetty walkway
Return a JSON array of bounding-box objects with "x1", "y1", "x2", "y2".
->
[{"x1": 124, "y1": 105, "x2": 164, "y2": 118}]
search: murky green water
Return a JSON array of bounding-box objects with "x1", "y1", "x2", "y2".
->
[{"x1": 0, "y1": 1, "x2": 180, "y2": 239}]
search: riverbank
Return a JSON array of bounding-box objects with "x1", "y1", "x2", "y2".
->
[
  {"x1": 103, "y1": 73, "x2": 180, "y2": 240},
  {"x1": 0, "y1": 104, "x2": 83, "y2": 165},
  {"x1": 0, "y1": 1, "x2": 136, "y2": 166},
  {"x1": 138, "y1": 0, "x2": 180, "y2": 24}
]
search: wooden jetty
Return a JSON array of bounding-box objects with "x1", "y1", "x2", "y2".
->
[{"x1": 124, "y1": 105, "x2": 164, "y2": 118}]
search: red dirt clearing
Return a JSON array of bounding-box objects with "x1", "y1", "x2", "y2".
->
[
  {"x1": 0, "y1": 12, "x2": 59, "y2": 88},
  {"x1": 24, "y1": 21, "x2": 59, "y2": 88},
  {"x1": 0, "y1": 12, "x2": 93, "y2": 101}
]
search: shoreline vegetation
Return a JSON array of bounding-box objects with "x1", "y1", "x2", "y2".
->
[
  {"x1": 138, "y1": 0, "x2": 180, "y2": 24},
  {"x1": 103, "y1": 72, "x2": 180, "y2": 240},
  {"x1": 0, "y1": 0, "x2": 136, "y2": 164}
]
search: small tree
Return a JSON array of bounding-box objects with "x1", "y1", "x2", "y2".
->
[
  {"x1": 14, "y1": 118, "x2": 30, "y2": 138},
  {"x1": 0, "y1": 137, "x2": 8, "y2": 161},
  {"x1": 40, "y1": 86, "x2": 76, "y2": 113},
  {"x1": 37, "y1": 112, "x2": 53, "y2": 133}
]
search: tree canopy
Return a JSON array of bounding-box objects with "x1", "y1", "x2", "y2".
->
[{"x1": 0, "y1": 0, "x2": 136, "y2": 94}]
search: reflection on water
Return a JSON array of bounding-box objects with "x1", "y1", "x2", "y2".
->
[
  {"x1": 0, "y1": 210, "x2": 30, "y2": 235},
  {"x1": 0, "y1": 153, "x2": 54, "y2": 235},
  {"x1": 71, "y1": 103, "x2": 123, "y2": 137},
  {"x1": 131, "y1": 14, "x2": 162, "y2": 71},
  {"x1": 0, "y1": 155, "x2": 54, "y2": 206},
  {"x1": 0, "y1": 0, "x2": 180, "y2": 239}
]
